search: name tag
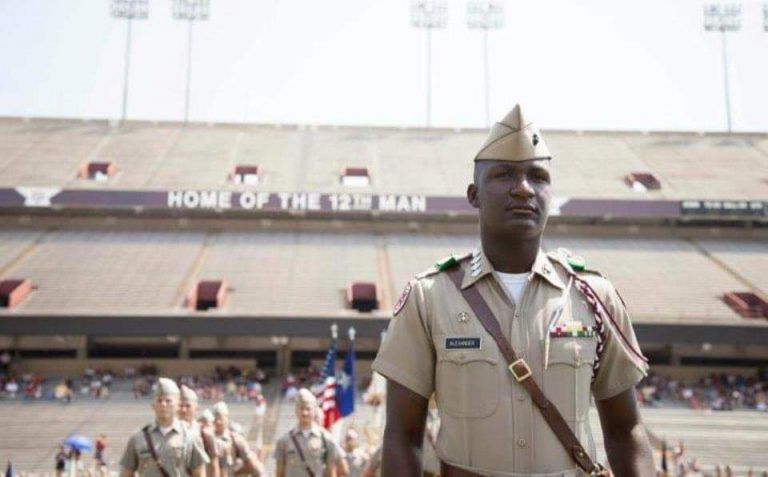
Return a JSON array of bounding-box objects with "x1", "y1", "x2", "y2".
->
[{"x1": 445, "y1": 337, "x2": 481, "y2": 349}]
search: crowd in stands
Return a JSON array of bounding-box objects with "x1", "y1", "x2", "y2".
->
[
  {"x1": 0, "y1": 361, "x2": 271, "y2": 404},
  {"x1": 638, "y1": 370, "x2": 768, "y2": 412}
]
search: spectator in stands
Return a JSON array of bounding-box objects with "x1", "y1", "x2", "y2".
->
[
  {"x1": 94, "y1": 434, "x2": 107, "y2": 477},
  {"x1": 0, "y1": 350, "x2": 11, "y2": 374},
  {"x1": 55, "y1": 445, "x2": 67, "y2": 477},
  {"x1": 5, "y1": 377, "x2": 19, "y2": 398}
]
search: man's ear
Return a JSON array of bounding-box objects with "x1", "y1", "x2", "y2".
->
[{"x1": 467, "y1": 183, "x2": 480, "y2": 209}]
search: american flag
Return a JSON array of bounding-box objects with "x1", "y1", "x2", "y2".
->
[{"x1": 318, "y1": 335, "x2": 340, "y2": 428}]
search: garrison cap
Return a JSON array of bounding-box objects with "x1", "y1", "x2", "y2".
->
[
  {"x1": 154, "y1": 377, "x2": 180, "y2": 397},
  {"x1": 180, "y1": 385, "x2": 198, "y2": 403},
  {"x1": 296, "y1": 388, "x2": 318, "y2": 407},
  {"x1": 212, "y1": 401, "x2": 229, "y2": 417},
  {"x1": 199, "y1": 409, "x2": 215, "y2": 423},
  {"x1": 474, "y1": 104, "x2": 552, "y2": 162}
]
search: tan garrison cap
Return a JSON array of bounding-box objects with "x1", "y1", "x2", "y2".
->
[
  {"x1": 474, "y1": 104, "x2": 551, "y2": 162},
  {"x1": 212, "y1": 401, "x2": 229, "y2": 417},
  {"x1": 296, "y1": 388, "x2": 318, "y2": 407},
  {"x1": 180, "y1": 385, "x2": 198, "y2": 403},
  {"x1": 199, "y1": 409, "x2": 214, "y2": 423},
  {"x1": 154, "y1": 377, "x2": 180, "y2": 397}
]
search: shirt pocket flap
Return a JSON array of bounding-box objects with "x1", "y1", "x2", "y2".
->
[{"x1": 548, "y1": 339, "x2": 598, "y2": 367}]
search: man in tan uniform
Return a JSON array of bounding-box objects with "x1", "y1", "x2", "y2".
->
[
  {"x1": 120, "y1": 378, "x2": 208, "y2": 477},
  {"x1": 274, "y1": 389, "x2": 339, "y2": 477},
  {"x1": 178, "y1": 385, "x2": 220, "y2": 477},
  {"x1": 342, "y1": 429, "x2": 369, "y2": 477},
  {"x1": 372, "y1": 105, "x2": 655, "y2": 476},
  {"x1": 211, "y1": 402, "x2": 264, "y2": 477}
]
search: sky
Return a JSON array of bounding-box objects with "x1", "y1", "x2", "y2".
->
[{"x1": 1, "y1": 0, "x2": 767, "y2": 132}]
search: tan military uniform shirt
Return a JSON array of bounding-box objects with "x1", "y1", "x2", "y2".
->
[
  {"x1": 344, "y1": 447, "x2": 370, "y2": 477},
  {"x1": 184, "y1": 421, "x2": 219, "y2": 462},
  {"x1": 372, "y1": 248, "x2": 648, "y2": 476},
  {"x1": 120, "y1": 420, "x2": 208, "y2": 477},
  {"x1": 214, "y1": 430, "x2": 252, "y2": 477},
  {"x1": 274, "y1": 426, "x2": 339, "y2": 477}
]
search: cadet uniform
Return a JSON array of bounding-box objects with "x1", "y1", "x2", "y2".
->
[
  {"x1": 179, "y1": 386, "x2": 219, "y2": 477},
  {"x1": 211, "y1": 402, "x2": 261, "y2": 477},
  {"x1": 120, "y1": 379, "x2": 208, "y2": 477},
  {"x1": 274, "y1": 389, "x2": 339, "y2": 477},
  {"x1": 372, "y1": 106, "x2": 649, "y2": 477}
]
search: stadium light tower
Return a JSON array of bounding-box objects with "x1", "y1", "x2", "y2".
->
[
  {"x1": 703, "y1": 2, "x2": 742, "y2": 133},
  {"x1": 467, "y1": 0, "x2": 504, "y2": 127},
  {"x1": 111, "y1": 0, "x2": 149, "y2": 123},
  {"x1": 411, "y1": 0, "x2": 448, "y2": 128},
  {"x1": 764, "y1": 2, "x2": 768, "y2": 31},
  {"x1": 173, "y1": 0, "x2": 210, "y2": 124}
]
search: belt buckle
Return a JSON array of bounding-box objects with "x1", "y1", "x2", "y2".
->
[
  {"x1": 508, "y1": 358, "x2": 532, "y2": 382},
  {"x1": 589, "y1": 463, "x2": 608, "y2": 476}
]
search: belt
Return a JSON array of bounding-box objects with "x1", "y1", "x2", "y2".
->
[{"x1": 441, "y1": 461, "x2": 584, "y2": 477}]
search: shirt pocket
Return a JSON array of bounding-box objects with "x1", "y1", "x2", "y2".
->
[
  {"x1": 434, "y1": 335, "x2": 499, "y2": 418},
  {"x1": 544, "y1": 338, "x2": 598, "y2": 421}
]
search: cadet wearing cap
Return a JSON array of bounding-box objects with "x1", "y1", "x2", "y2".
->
[
  {"x1": 120, "y1": 378, "x2": 208, "y2": 477},
  {"x1": 342, "y1": 428, "x2": 369, "y2": 477},
  {"x1": 274, "y1": 389, "x2": 339, "y2": 477},
  {"x1": 211, "y1": 402, "x2": 265, "y2": 477},
  {"x1": 178, "y1": 385, "x2": 220, "y2": 477},
  {"x1": 373, "y1": 105, "x2": 655, "y2": 476}
]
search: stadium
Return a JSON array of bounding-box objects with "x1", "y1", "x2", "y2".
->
[{"x1": 1, "y1": 0, "x2": 767, "y2": 476}]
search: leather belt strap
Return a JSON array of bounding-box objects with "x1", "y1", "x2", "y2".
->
[
  {"x1": 445, "y1": 267, "x2": 606, "y2": 476},
  {"x1": 142, "y1": 426, "x2": 173, "y2": 477},
  {"x1": 289, "y1": 431, "x2": 317, "y2": 477}
]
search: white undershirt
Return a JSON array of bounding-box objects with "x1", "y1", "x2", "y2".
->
[
  {"x1": 158, "y1": 425, "x2": 173, "y2": 436},
  {"x1": 496, "y1": 271, "x2": 530, "y2": 305}
]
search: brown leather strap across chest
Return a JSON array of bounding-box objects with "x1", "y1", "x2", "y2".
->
[{"x1": 445, "y1": 266, "x2": 608, "y2": 477}]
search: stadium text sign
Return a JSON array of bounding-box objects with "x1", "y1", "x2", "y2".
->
[
  {"x1": 166, "y1": 190, "x2": 429, "y2": 213},
  {"x1": 1, "y1": 187, "x2": 765, "y2": 221}
]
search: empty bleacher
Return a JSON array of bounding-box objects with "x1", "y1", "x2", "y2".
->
[
  {"x1": 0, "y1": 228, "x2": 764, "y2": 325},
  {"x1": 1, "y1": 119, "x2": 766, "y2": 200}
]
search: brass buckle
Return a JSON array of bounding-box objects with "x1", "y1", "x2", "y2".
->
[
  {"x1": 508, "y1": 358, "x2": 532, "y2": 382},
  {"x1": 589, "y1": 463, "x2": 607, "y2": 476}
]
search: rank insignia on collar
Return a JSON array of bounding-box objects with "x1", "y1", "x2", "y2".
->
[
  {"x1": 566, "y1": 255, "x2": 586, "y2": 271},
  {"x1": 436, "y1": 255, "x2": 459, "y2": 271}
]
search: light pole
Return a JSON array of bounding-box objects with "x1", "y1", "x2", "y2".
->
[
  {"x1": 411, "y1": 0, "x2": 448, "y2": 128},
  {"x1": 764, "y1": 2, "x2": 768, "y2": 31},
  {"x1": 173, "y1": 0, "x2": 210, "y2": 124},
  {"x1": 703, "y1": 2, "x2": 742, "y2": 133},
  {"x1": 467, "y1": 0, "x2": 504, "y2": 128},
  {"x1": 111, "y1": 0, "x2": 149, "y2": 123}
]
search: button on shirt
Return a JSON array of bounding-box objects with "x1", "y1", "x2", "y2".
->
[{"x1": 372, "y1": 248, "x2": 648, "y2": 476}]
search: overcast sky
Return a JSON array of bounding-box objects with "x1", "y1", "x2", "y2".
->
[{"x1": 1, "y1": 0, "x2": 767, "y2": 131}]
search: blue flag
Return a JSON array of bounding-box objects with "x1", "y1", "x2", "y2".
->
[{"x1": 336, "y1": 339, "x2": 356, "y2": 417}]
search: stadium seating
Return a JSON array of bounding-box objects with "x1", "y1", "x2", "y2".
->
[{"x1": 1, "y1": 119, "x2": 766, "y2": 199}]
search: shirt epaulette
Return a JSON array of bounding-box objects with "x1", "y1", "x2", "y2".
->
[
  {"x1": 547, "y1": 248, "x2": 605, "y2": 278},
  {"x1": 416, "y1": 252, "x2": 472, "y2": 279}
]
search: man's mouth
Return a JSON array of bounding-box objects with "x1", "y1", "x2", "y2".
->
[{"x1": 506, "y1": 205, "x2": 538, "y2": 216}]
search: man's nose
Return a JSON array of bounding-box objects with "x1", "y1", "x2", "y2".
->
[{"x1": 509, "y1": 178, "x2": 534, "y2": 197}]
